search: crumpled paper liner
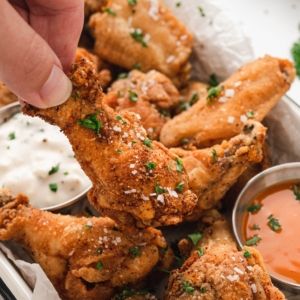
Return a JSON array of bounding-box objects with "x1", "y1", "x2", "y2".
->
[{"x1": 0, "y1": 0, "x2": 298, "y2": 299}]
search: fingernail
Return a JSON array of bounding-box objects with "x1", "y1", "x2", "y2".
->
[{"x1": 39, "y1": 65, "x2": 72, "y2": 107}]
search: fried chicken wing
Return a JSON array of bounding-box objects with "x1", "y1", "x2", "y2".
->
[
  {"x1": 89, "y1": 0, "x2": 193, "y2": 87},
  {"x1": 23, "y1": 60, "x2": 197, "y2": 227},
  {"x1": 160, "y1": 56, "x2": 295, "y2": 148},
  {"x1": 104, "y1": 69, "x2": 179, "y2": 140},
  {"x1": 0, "y1": 189, "x2": 172, "y2": 300},
  {"x1": 170, "y1": 121, "x2": 266, "y2": 221},
  {"x1": 0, "y1": 80, "x2": 17, "y2": 108},
  {"x1": 164, "y1": 210, "x2": 285, "y2": 300}
]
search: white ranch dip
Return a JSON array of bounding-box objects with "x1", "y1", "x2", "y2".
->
[{"x1": 0, "y1": 112, "x2": 91, "y2": 208}]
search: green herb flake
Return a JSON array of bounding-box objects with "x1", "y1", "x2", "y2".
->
[
  {"x1": 268, "y1": 215, "x2": 281, "y2": 231},
  {"x1": 104, "y1": 7, "x2": 116, "y2": 15},
  {"x1": 161, "y1": 246, "x2": 168, "y2": 254},
  {"x1": 116, "y1": 149, "x2": 122, "y2": 154},
  {"x1": 78, "y1": 113, "x2": 102, "y2": 135},
  {"x1": 144, "y1": 138, "x2": 153, "y2": 149},
  {"x1": 206, "y1": 86, "x2": 222, "y2": 104},
  {"x1": 175, "y1": 255, "x2": 183, "y2": 266},
  {"x1": 252, "y1": 224, "x2": 260, "y2": 230},
  {"x1": 188, "y1": 231, "x2": 202, "y2": 246},
  {"x1": 243, "y1": 249, "x2": 251, "y2": 258},
  {"x1": 247, "y1": 204, "x2": 262, "y2": 213},
  {"x1": 72, "y1": 91, "x2": 80, "y2": 101},
  {"x1": 130, "y1": 30, "x2": 148, "y2": 47},
  {"x1": 129, "y1": 246, "x2": 142, "y2": 258},
  {"x1": 190, "y1": 92, "x2": 199, "y2": 105},
  {"x1": 176, "y1": 181, "x2": 185, "y2": 192},
  {"x1": 158, "y1": 267, "x2": 171, "y2": 274},
  {"x1": 85, "y1": 225, "x2": 92, "y2": 230},
  {"x1": 246, "y1": 110, "x2": 255, "y2": 118},
  {"x1": 128, "y1": 90, "x2": 139, "y2": 102},
  {"x1": 133, "y1": 63, "x2": 141, "y2": 70},
  {"x1": 145, "y1": 162, "x2": 156, "y2": 171},
  {"x1": 292, "y1": 185, "x2": 300, "y2": 200},
  {"x1": 245, "y1": 236, "x2": 261, "y2": 246},
  {"x1": 155, "y1": 180, "x2": 166, "y2": 194},
  {"x1": 176, "y1": 2, "x2": 181, "y2": 7},
  {"x1": 128, "y1": 0, "x2": 137, "y2": 5},
  {"x1": 196, "y1": 247, "x2": 204, "y2": 257},
  {"x1": 179, "y1": 102, "x2": 190, "y2": 111},
  {"x1": 64, "y1": 172, "x2": 69, "y2": 176},
  {"x1": 198, "y1": 6, "x2": 205, "y2": 17},
  {"x1": 48, "y1": 164, "x2": 60, "y2": 175},
  {"x1": 174, "y1": 157, "x2": 184, "y2": 172},
  {"x1": 96, "y1": 261, "x2": 103, "y2": 270},
  {"x1": 118, "y1": 72, "x2": 128, "y2": 79},
  {"x1": 180, "y1": 138, "x2": 189, "y2": 144},
  {"x1": 183, "y1": 281, "x2": 195, "y2": 295},
  {"x1": 49, "y1": 183, "x2": 58, "y2": 192},
  {"x1": 132, "y1": 140, "x2": 137, "y2": 144},
  {"x1": 94, "y1": 247, "x2": 103, "y2": 254},
  {"x1": 291, "y1": 40, "x2": 300, "y2": 78},
  {"x1": 201, "y1": 287, "x2": 207, "y2": 293},
  {"x1": 167, "y1": 161, "x2": 172, "y2": 172},
  {"x1": 6, "y1": 146, "x2": 10, "y2": 150},
  {"x1": 116, "y1": 116, "x2": 127, "y2": 124},
  {"x1": 208, "y1": 73, "x2": 219, "y2": 87},
  {"x1": 212, "y1": 149, "x2": 218, "y2": 162},
  {"x1": 8, "y1": 132, "x2": 15, "y2": 140}
]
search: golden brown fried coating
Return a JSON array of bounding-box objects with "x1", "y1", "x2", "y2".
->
[
  {"x1": 170, "y1": 121, "x2": 266, "y2": 221},
  {"x1": 0, "y1": 80, "x2": 17, "y2": 108},
  {"x1": 104, "y1": 69, "x2": 180, "y2": 140},
  {"x1": 0, "y1": 189, "x2": 172, "y2": 300},
  {"x1": 164, "y1": 210, "x2": 286, "y2": 300},
  {"x1": 89, "y1": 0, "x2": 193, "y2": 87},
  {"x1": 22, "y1": 60, "x2": 197, "y2": 228},
  {"x1": 160, "y1": 56, "x2": 295, "y2": 148}
]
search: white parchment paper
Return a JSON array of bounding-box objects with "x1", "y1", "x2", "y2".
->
[{"x1": 1, "y1": 0, "x2": 299, "y2": 299}]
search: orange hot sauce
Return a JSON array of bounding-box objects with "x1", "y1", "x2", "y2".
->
[{"x1": 242, "y1": 180, "x2": 300, "y2": 284}]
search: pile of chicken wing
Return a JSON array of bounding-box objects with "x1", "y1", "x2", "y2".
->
[{"x1": 0, "y1": 0, "x2": 296, "y2": 299}]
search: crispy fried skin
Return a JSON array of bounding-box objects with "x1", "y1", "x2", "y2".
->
[
  {"x1": 22, "y1": 60, "x2": 197, "y2": 227},
  {"x1": 170, "y1": 121, "x2": 266, "y2": 221},
  {"x1": 104, "y1": 69, "x2": 179, "y2": 140},
  {"x1": 0, "y1": 189, "x2": 172, "y2": 300},
  {"x1": 89, "y1": 0, "x2": 193, "y2": 87},
  {"x1": 164, "y1": 210, "x2": 286, "y2": 300},
  {"x1": 0, "y1": 80, "x2": 17, "y2": 108},
  {"x1": 160, "y1": 56, "x2": 295, "y2": 148}
]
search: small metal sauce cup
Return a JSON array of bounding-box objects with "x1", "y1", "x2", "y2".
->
[
  {"x1": 232, "y1": 162, "x2": 300, "y2": 292},
  {"x1": 0, "y1": 102, "x2": 92, "y2": 211}
]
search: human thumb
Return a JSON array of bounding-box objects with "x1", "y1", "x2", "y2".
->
[{"x1": 0, "y1": 2, "x2": 72, "y2": 108}]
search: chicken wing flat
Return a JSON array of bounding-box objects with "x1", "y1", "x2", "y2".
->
[
  {"x1": 0, "y1": 80, "x2": 17, "y2": 108},
  {"x1": 170, "y1": 121, "x2": 266, "y2": 221},
  {"x1": 88, "y1": 0, "x2": 193, "y2": 87},
  {"x1": 160, "y1": 56, "x2": 295, "y2": 148},
  {"x1": 164, "y1": 210, "x2": 285, "y2": 300},
  {"x1": 104, "y1": 69, "x2": 179, "y2": 140},
  {"x1": 0, "y1": 188, "x2": 172, "y2": 300},
  {"x1": 23, "y1": 60, "x2": 197, "y2": 227}
]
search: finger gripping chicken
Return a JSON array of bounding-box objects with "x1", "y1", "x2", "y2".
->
[
  {"x1": 22, "y1": 60, "x2": 197, "y2": 227},
  {"x1": 0, "y1": 189, "x2": 172, "y2": 300}
]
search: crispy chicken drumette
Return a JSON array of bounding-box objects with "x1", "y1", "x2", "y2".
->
[
  {"x1": 0, "y1": 189, "x2": 172, "y2": 300},
  {"x1": 23, "y1": 60, "x2": 197, "y2": 227}
]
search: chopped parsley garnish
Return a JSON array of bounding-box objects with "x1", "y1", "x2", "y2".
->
[
  {"x1": 292, "y1": 185, "x2": 300, "y2": 200},
  {"x1": 291, "y1": 39, "x2": 300, "y2": 78},
  {"x1": 129, "y1": 246, "x2": 142, "y2": 258},
  {"x1": 94, "y1": 247, "x2": 103, "y2": 254},
  {"x1": 201, "y1": 287, "x2": 207, "y2": 293},
  {"x1": 116, "y1": 149, "x2": 122, "y2": 154},
  {"x1": 130, "y1": 30, "x2": 148, "y2": 47},
  {"x1": 190, "y1": 92, "x2": 199, "y2": 105},
  {"x1": 175, "y1": 255, "x2": 183, "y2": 266},
  {"x1": 104, "y1": 7, "x2": 116, "y2": 15},
  {"x1": 246, "y1": 110, "x2": 255, "y2": 118},
  {"x1": 132, "y1": 140, "x2": 137, "y2": 144},
  {"x1": 72, "y1": 91, "x2": 80, "y2": 101},
  {"x1": 144, "y1": 138, "x2": 153, "y2": 149},
  {"x1": 245, "y1": 236, "x2": 261, "y2": 246},
  {"x1": 176, "y1": 2, "x2": 181, "y2": 7},
  {"x1": 155, "y1": 180, "x2": 166, "y2": 194},
  {"x1": 48, "y1": 164, "x2": 60, "y2": 175},
  {"x1": 183, "y1": 281, "x2": 195, "y2": 295},
  {"x1": 198, "y1": 6, "x2": 205, "y2": 17},
  {"x1": 247, "y1": 204, "x2": 262, "y2": 213},
  {"x1": 208, "y1": 73, "x2": 219, "y2": 87},
  {"x1": 128, "y1": 0, "x2": 137, "y2": 5},
  {"x1": 196, "y1": 247, "x2": 204, "y2": 256},
  {"x1": 116, "y1": 288, "x2": 148, "y2": 300},
  {"x1": 158, "y1": 267, "x2": 171, "y2": 274},
  {"x1": 85, "y1": 225, "x2": 92, "y2": 230},
  {"x1": 188, "y1": 231, "x2": 202, "y2": 246},
  {"x1": 206, "y1": 86, "x2": 222, "y2": 104},
  {"x1": 133, "y1": 63, "x2": 141, "y2": 70},
  {"x1": 8, "y1": 132, "x2": 15, "y2": 140},
  {"x1": 145, "y1": 162, "x2": 156, "y2": 171},
  {"x1": 128, "y1": 90, "x2": 138, "y2": 102},
  {"x1": 118, "y1": 72, "x2": 127, "y2": 79},
  {"x1": 49, "y1": 183, "x2": 58, "y2": 192},
  {"x1": 176, "y1": 181, "x2": 185, "y2": 192},
  {"x1": 160, "y1": 108, "x2": 167, "y2": 117},
  {"x1": 117, "y1": 91, "x2": 122, "y2": 98},
  {"x1": 179, "y1": 102, "x2": 190, "y2": 111},
  {"x1": 268, "y1": 215, "x2": 281, "y2": 231},
  {"x1": 78, "y1": 113, "x2": 102, "y2": 135},
  {"x1": 167, "y1": 161, "x2": 172, "y2": 172},
  {"x1": 243, "y1": 249, "x2": 251, "y2": 258},
  {"x1": 96, "y1": 261, "x2": 103, "y2": 270},
  {"x1": 180, "y1": 138, "x2": 189, "y2": 144},
  {"x1": 212, "y1": 149, "x2": 218, "y2": 162},
  {"x1": 252, "y1": 224, "x2": 260, "y2": 230},
  {"x1": 161, "y1": 246, "x2": 168, "y2": 254},
  {"x1": 174, "y1": 157, "x2": 184, "y2": 172},
  {"x1": 116, "y1": 116, "x2": 127, "y2": 124},
  {"x1": 64, "y1": 172, "x2": 69, "y2": 176}
]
